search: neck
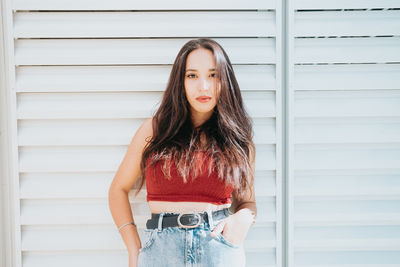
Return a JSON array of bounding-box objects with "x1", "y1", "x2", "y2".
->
[{"x1": 191, "y1": 110, "x2": 213, "y2": 128}]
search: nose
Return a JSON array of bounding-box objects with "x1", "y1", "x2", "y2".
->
[{"x1": 200, "y1": 78, "x2": 210, "y2": 91}]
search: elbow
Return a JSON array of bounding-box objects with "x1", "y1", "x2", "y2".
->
[{"x1": 108, "y1": 184, "x2": 128, "y2": 202}]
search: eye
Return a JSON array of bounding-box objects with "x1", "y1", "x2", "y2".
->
[
  {"x1": 210, "y1": 73, "x2": 216, "y2": 78},
  {"x1": 186, "y1": 74, "x2": 196, "y2": 78}
]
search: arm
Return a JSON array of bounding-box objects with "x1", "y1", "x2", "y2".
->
[
  {"x1": 108, "y1": 117, "x2": 153, "y2": 257},
  {"x1": 232, "y1": 144, "x2": 257, "y2": 228},
  {"x1": 210, "y1": 145, "x2": 257, "y2": 244}
]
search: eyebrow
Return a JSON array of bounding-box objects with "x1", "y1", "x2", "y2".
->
[{"x1": 185, "y1": 68, "x2": 216, "y2": 72}]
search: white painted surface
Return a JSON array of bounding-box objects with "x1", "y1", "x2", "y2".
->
[
  {"x1": 287, "y1": 4, "x2": 400, "y2": 267},
  {"x1": 1, "y1": 1, "x2": 282, "y2": 267},
  {"x1": 4, "y1": 1, "x2": 399, "y2": 267}
]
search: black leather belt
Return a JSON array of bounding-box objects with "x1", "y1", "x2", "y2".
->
[{"x1": 146, "y1": 208, "x2": 230, "y2": 229}]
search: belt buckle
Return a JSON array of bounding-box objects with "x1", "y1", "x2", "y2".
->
[{"x1": 177, "y1": 212, "x2": 201, "y2": 229}]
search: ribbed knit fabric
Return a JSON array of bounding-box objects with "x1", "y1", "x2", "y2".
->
[{"x1": 145, "y1": 151, "x2": 234, "y2": 205}]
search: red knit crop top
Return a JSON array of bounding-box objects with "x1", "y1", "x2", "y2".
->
[{"x1": 145, "y1": 151, "x2": 234, "y2": 205}]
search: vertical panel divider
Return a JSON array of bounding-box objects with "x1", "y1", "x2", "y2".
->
[
  {"x1": 281, "y1": 0, "x2": 289, "y2": 265},
  {"x1": 275, "y1": 1, "x2": 285, "y2": 267},
  {"x1": 0, "y1": 0, "x2": 21, "y2": 267},
  {"x1": 286, "y1": 0, "x2": 295, "y2": 266}
]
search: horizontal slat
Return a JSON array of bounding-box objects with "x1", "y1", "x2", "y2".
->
[
  {"x1": 294, "y1": 64, "x2": 400, "y2": 91},
  {"x1": 253, "y1": 118, "x2": 277, "y2": 145},
  {"x1": 295, "y1": 36, "x2": 400, "y2": 64},
  {"x1": 294, "y1": 170, "x2": 400, "y2": 202},
  {"x1": 242, "y1": 226, "x2": 276, "y2": 251},
  {"x1": 295, "y1": 0, "x2": 400, "y2": 9},
  {"x1": 18, "y1": 146, "x2": 141, "y2": 172},
  {"x1": 298, "y1": 195, "x2": 400, "y2": 201},
  {"x1": 294, "y1": 238, "x2": 400, "y2": 251},
  {"x1": 18, "y1": 118, "x2": 275, "y2": 146},
  {"x1": 296, "y1": 225, "x2": 400, "y2": 243},
  {"x1": 295, "y1": 10, "x2": 400, "y2": 37},
  {"x1": 246, "y1": 251, "x2": 277, "y2": 267},
  {"x1": 296, "y1": 212, "x2": 400, "y2": 226},
  {"x1": 20, "y1": 197, "x2": 274, "y2": 225},
  {"x1": 13, "y1": 0, "x2": 275, "y2": 10},
  {"x1": 16, "y1": 91, "x2": 161, "y2": 119},
  {"x1": 15, "y1": 38, "x2": 276, "y2": 65},
  {"x1": 13, "y1": 11, "x2": 274, "y2": 38},
  {"x1": 22, "y1": 251, "x2": 128, "y2": 267},
  {"x1": 295, "y1": 173, "x2": 400, "y2": 197},
  {"x1": 21, "y1": 225, "x2": 273, "y2": 252},
  {"x1": 20, "y1": 199, "x2": 150, "y2": 225},
  {"x1": 21, "y1": 225, "x2": 153, "y2": 251},
  {"x1": 18, "y1": 118, "x2": 144, "y2": 146},
  {"x1": 19, "y1": 172, "x2": 148, "y2": 200},
  {"x1": 23, "y1": 251, "x2": 278, "y2": 267},
  {"x1": 15, "y1": 65, "x2": 276, "y2": 92},
  {"x1": 244, "y1": 240, "x2": 276, "y2": 251},
  {"x1": 294, "y1": 90, "x2": 400, "y2": 118},
  {"x1": 294, "y1": 143, "x2": 400, "y2": 170},
  {"x1": 295, "y1": 117, "x2": 400, "y2": 144},
  {"x1": 295, "y1": 198, "x2": 400, "y2": 217},
  {"x1": 18, "y1": 144, "x2": 275, "y2": 172},
  {"x1": 16, "y1": 91, "x2": 276, "y2": 119},
  {"x1": 19, "y1": 171, "x2": 275, "y2": 199},
  {"x1": 255, "y1": 171, "x2": 277, "y2": 197}
]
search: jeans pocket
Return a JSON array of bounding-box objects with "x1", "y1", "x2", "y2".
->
[
  {"x1": 215, "y1": 232, "x2": 241, "y2": 248},
  {"x1": 139, "y1": 228, "x2": 156, "y2": 252}
]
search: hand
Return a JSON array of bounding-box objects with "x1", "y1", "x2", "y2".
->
[{"x1": 210, "y1": 212, "x2": 252, "y2": 246}]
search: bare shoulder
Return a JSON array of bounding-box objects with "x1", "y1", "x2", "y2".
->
[
  {"x1": 108, "y1": 117, "x2": 154, "y2": 193},
  {"x1": 135, "y1": 117, "x2": 154, "y2": 145}
]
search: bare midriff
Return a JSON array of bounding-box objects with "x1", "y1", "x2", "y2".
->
[{"x1": 148, "y1": 200, "x2": 231, "y2": 214}]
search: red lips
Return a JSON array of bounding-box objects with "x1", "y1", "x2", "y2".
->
[{"x1": 196, "y1": 96, "x2": 211, "y2": 100}]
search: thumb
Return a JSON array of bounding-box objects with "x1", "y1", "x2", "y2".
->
[{"x1": 210, "y1": 220, "x2": 226, "y2": 237}]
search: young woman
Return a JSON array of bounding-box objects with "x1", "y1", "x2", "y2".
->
[{"x1": 108, "y1": 38, "x2": 257, "y2": 267}]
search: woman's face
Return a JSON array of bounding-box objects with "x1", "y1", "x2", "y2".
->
[{"x1": 184, "y1": 48, "x2": 221, "y2": 125}]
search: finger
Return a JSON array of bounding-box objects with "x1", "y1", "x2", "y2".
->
[{"x1": 210, "y1": 221, "x2": 226, "y2": 236}]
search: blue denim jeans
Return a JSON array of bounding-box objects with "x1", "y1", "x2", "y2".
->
[{"x1": 138, "y1": 211, "x2": 246, "y2": 267}]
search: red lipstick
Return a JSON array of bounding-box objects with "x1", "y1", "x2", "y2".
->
[{"x1": 196, "y1": 96, "x2": 211, "y2": 103}]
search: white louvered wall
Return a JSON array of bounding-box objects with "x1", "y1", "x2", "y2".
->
[
  {"x1": 6, "y1": 1, "x2": 283, "y2": 267},
  {"x1": 5, "y1": 0, "x2": 399, "y2": 267},
  {"x1": 287, "y1": 1, "x2": 400, "y2": 267}
]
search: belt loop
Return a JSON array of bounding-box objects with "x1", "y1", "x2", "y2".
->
[
  {"x1": 206, "y1": 210, "x2": 214, "y2": 231},
  {"x1": 228, "y1": 208, "x2": 233, "y2": 216},
  {"x1": 157, "y1": 213, "x2": 164, "y2": 232}
]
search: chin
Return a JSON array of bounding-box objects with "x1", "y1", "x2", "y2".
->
[{"x1": 195, "y1": 107, "x2": 214, "y2": 113}]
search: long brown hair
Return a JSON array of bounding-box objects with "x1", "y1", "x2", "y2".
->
[{"x1": 135, "y1": 38, "x2": 255, "y2": 199}]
